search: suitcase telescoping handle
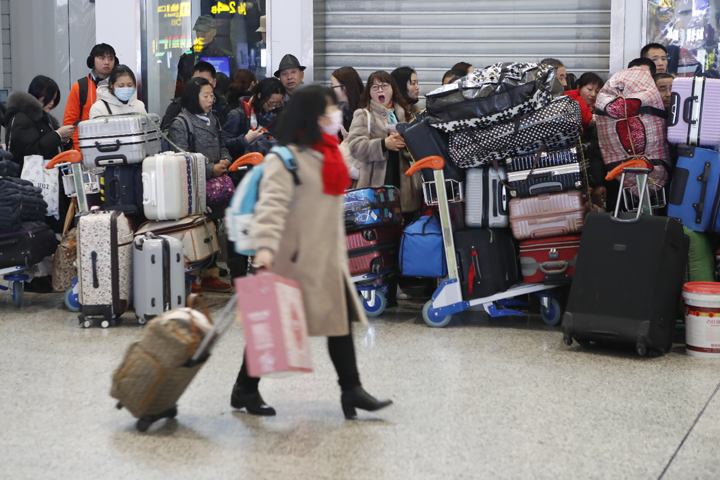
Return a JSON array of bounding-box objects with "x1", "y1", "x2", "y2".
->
[
  {"x1": 190, "y1": 296, "x2": 237, "y2": 362},
  {"x1": 606, "y1": 159, "x2": 654, "y2": 223}
]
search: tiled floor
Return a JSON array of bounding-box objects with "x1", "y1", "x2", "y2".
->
[{"x1": 1, "y1": 286, "x2": 719, "y2": 480}]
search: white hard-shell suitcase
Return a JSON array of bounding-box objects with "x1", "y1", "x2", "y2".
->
[
  {"x1": 465, "y1": 166, "x2": 510, "y2": 228},
  {"x1": 79, "y1": 114, "x2": 161, "y2": 168},
  {"x1": 142, "y1": 152, "x2": 207, "y2": 221},
  {"x1": 77, "y1": 209, "x2": 134, "y2": 328},
  {"x1": 133, "y1": 233, "x2": 186, "y2": 324}
]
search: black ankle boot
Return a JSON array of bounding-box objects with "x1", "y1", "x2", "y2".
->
[
  {"x1": 230, "y1": 384, "x2": 276, "y2": 416},
  {"x1": 340, "y1": 386, "x2": 393, "y2": 419}
]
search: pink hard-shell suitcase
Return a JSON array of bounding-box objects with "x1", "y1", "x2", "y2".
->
[
  {"x1": 509, "y1": 190, "x2": 589, "y2": 241},
  {"x1": 668, "y1": 76, "x2": 720, "y2": 150}
]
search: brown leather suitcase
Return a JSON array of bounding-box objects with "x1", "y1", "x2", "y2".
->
[{"x1": 509, "y1": 190, "x2": 589, "y2": 240}]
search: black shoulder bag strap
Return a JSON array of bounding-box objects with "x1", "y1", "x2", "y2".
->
[
  {"x1": 102, "y1": 100, "x2": 113, "y2": 115},
  {"x1": 77, "y1": 77, "x2": 89, "y2": 123}
]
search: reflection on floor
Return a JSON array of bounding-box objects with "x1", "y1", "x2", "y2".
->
[{"x1": 1, "y1": 285, "x2": 718, "y2": 480}]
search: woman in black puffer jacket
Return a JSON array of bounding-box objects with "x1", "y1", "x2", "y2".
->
[{"x1": 3, "y1": 75, "x2": 75, "y2": 233}]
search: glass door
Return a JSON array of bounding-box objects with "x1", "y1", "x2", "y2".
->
[{"x1": 141, "y1": 0, "x2": 267, "y2": 117}]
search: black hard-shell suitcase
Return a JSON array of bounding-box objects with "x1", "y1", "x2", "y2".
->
[
  {"x1": 396, "y1": 120, "x2": 465, "y2": 182},
  {"x1": 454, "y1": 228, "x2": 518, "y2": 300},
  {"x1": 562, "y1": 212, "x2": 688, "y2": 356},
  {"x1": 505, "y1": 146, "x2": 584, "y2": 198},
  {"x1": 0, "y1": 222, "x2": 58, "y2": 269},
  {"x1": 101, "y1": 165, "x2": 144, "y2": 216}
]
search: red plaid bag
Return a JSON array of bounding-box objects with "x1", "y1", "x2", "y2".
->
[{"x1": 595, "y1": 67, "x2": 671, "y2": 194}]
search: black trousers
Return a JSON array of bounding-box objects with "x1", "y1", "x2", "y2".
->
[{"x1": 235, "y1": 304, "x2": 361, "y2": 392}]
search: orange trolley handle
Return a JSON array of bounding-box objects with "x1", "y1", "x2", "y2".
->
[
  {"x1": 46, "y1": 150, "x2": 82, "y2": 169},
  {"x1": 229, "y1": 152, "x2": 265, "y2": 172},
  {"x1": 605, "y1": 158, "x2": 654, "y2": 181},
  {"x1": 405, "y1": 155, "x2": 445, "y2": 176}
]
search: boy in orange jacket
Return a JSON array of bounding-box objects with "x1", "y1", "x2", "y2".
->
[{"x1": 62, "y1": 44, "x2": 117, "y2": 148}]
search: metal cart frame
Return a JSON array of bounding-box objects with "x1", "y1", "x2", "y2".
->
[{"x1": 407, "y1": 156, "x2": 563, "y2": 328}]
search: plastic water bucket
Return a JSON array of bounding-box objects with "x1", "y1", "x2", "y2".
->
[{"x1": 682, "y1": 282, "x2": 720, "y2": 358}]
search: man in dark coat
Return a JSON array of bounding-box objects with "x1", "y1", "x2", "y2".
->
[{"x1": 175, "y1": 15, "x2": 235, "y2": 99}]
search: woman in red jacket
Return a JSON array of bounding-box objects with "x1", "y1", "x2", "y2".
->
[{"x1": 563, "y1": 72, "x2": 605, "y2": 128}]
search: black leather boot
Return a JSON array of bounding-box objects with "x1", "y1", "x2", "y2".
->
[
  {"x1": 340, "y1": 386, "x2": 393, "y2": 419},
  {"x1": 231, "y1": 384, "x2": 276, "y2": 416}
]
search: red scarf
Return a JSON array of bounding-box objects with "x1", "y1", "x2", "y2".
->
[{"x1": 309, "y1": 133, "x2": 351, "y2": 196}]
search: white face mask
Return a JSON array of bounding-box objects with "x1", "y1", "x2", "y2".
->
[{"x1": 321, "y1": 110, "x2": 343, "y2": 136}]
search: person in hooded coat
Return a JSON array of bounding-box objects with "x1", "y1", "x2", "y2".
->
[
  {"x1": 89, "y1": 65, "x2": 147, "y2": 119},
  {"x1": 3, "y1": 75, "x2": 74, "y2": 235}
]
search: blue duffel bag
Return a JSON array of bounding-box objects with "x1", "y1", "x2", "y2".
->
[{"x1": 400, "y1": 214, "x2": 447, "y2": 278}]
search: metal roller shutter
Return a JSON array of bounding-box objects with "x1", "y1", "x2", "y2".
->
[{"x1": 314, "y1": 0, "x2": 611, "y2": 98}]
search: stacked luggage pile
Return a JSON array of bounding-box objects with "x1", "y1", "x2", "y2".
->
[
  {"x1": 398, "y1": 62, "x2": 588, "y2": 326},
  {"x1": 343, "y1": 186, "x2": 403, "y2": 315},
  {"x1": 62, "y1": 113, "x2": 220, "y2": 327}
]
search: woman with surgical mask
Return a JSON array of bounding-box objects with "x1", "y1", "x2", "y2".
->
[
  {"x1": 230, "y1": 85, "x2": 393, "y2": 420},
  {"x1": 88, "y1": 65, "x2": 147, "y2": 119}
]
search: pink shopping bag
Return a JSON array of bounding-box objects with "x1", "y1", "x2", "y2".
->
[{"x1": 234, "y1": 274, "x2": 313, "y2": 377}]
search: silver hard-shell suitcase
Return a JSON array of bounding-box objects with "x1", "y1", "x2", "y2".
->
[
  {"x1": 133, "y1": 233, "x2": 186, "y2": 324},
  {"x1": 79, "y1": 114, "x2": 161, "y2": 168},
  {"x1": 465, "y1": 166, "x2": 509, "y2": 228}
]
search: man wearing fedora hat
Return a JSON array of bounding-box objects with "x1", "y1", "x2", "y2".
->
[
  {"x1": 175, "y1": 15, "x2": 235, "y2": 97},
  {"x1": 275, "y1": 54, "x2": 306, "y2": 98}
]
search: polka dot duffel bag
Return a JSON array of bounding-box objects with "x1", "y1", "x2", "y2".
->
[
  {"x1": 426, "y1": 62, "x2": 565, "y2": 134},
  {"x1": 446, "y1": 96, "x2": 582, "y2": 169}
]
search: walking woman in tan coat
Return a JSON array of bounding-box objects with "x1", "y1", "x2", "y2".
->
[{"x1": 230, "y1": 85, "x2": 393, "y2": 419}]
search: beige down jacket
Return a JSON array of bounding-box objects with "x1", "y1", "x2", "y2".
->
[
  {"x1": 251, "y1": 145, "x2": 368, "y2": 337},
  {"x1": 347, "y1": 100, "x2": 422, "y2": 213}
]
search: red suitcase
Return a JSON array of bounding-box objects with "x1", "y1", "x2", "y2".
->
[
  {"x1": 519, "y1": 235, "x2": 581, "y2": 284},
  {"x1": 347, "y1": 225, "x2": 402, "y2": 275}
]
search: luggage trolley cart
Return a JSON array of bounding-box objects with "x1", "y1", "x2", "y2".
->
[
  {"x1": 407, "y1": 156, "x2": 564, "y2": 328},
  {"x1": 46, "y1": 151, "x2": 101, "y2": 313},
  {"x1": 352, "y1": 268, "x2": 395, "y2": 317},
  {"x1": 0, "y1": 266, "x2": 30, "y2": 307}
]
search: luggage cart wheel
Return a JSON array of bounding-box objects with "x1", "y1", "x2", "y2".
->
[
  {"x1": 540, "y1": 298, "x2": 562, "y2": 326},
  {"x1": 563, "y1": 334, "x2": 573, "y2": 346},
  {"x1": 11, "y1": 281, "x2": 23, "y2": 307},
  {"x1": 636, "y1": 343, "x2": 647, "y2": 357},
  {"x1": 64, "y1": 286, "x2": 80, "y2": 312},
  {"x1": 422, "y1": 300, "x2": 453, "y2": 328},
  {"x1": 361, "y1": 291, "x2": 386, "y2": 317}
]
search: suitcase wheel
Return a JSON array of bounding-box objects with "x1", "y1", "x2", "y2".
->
[
  {"x1": 422, "y1": 300, "x2": 453, "y2": 328},
  {"x1": 563, "y1": 334, "x2": 573, "y2": 346},
  {"x1": 636, "y1": 343, "x2": 647, "y2": 357},
  {"x1": 540, "y1": 298, "x2": 562, "y2": 326},
  {"x1": 101, "y1": 320, "x2": 111, "y2": 329},
  {"x1": 136, "y1": 407, "x2": 178, "y2": 433},
  {"x1": 79, "y1": 316, "x2": 93, "y2": 329},
  {"x1": 137, "y1": 316, "x2": 147, "y2": 326}
]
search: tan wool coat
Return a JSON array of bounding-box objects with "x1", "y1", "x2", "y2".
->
[
  {"x1": 251, "y1": 145, "x2": 368, "y2": 337},
  {"x1": 347, "y1": 100, "x2": 423, "y2": 213}
]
